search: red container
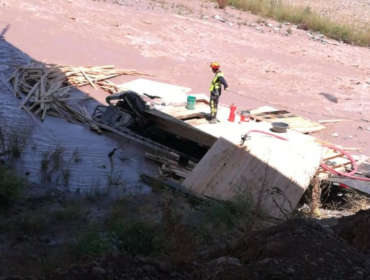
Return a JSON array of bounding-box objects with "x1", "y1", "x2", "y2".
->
[
  {"x1": 228, "y1": 103, "x2": 237, "y2": 122},
  {"x1": 241, "y1": 115, "x2": 250, "y2": 122},
  {"x1": 240, "y1": 110, "x2": 251, "y2": 122}
]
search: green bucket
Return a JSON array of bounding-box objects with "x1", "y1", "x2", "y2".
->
[{"x1": 186, "y1": 96, "x2": 196, "y2": 110}]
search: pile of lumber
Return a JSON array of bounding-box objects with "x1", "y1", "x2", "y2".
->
[
  {"x1": 8, "y1": 61, "x2": 150, "y2": 121},
  {"x1": 96, "y1": 80, "x2": 128, "y2": 94}
]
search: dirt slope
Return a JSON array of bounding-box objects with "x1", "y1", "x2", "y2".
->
[{"x1": 1, "y1": 0, "x2": 370, "y2": 155}]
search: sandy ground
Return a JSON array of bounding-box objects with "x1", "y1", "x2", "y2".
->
[{"x1": 0, "y1": 0, "x2": 369, "y2": 156}]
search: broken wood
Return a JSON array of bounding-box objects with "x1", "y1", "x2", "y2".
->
[
  {"x1": 318, "y1": 119, "x2": 350, "y2": 124},
  {"x1": 80, "y1": 67, "x2": 97, "y2": 90},
  {"x1": 9, "y1": 61, "x2": 152, "y2": 123},
  {"x1": 145, "y1": 152, "x2": 195, "y2": 171},
  {"x1": 140, "y1": 174, "x2": 207, "y2": 202}
]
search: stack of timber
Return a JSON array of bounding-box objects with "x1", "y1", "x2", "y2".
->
[
  {"x1": 96, "y1": 80, "x2": 128, "y2": 94},
  {"x1": 8, "y1": 61, "x2": 150, "y2": 121}
]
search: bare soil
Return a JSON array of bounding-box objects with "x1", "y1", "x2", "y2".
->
[{"x1": 1, "y1": 0, "x2": 370, "y2": 279}]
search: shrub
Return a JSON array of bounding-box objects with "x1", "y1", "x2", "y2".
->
[
  {"x1": 202, "y1": 193, "x2": 255, "y2": 230},
  {"x1": 111, "y1": 219, "x2": 164, "y2": 256},
  {"x1": 0, "y1": 119, "x2": 32, "y2": 161},
  {"x1": 21, "y1": 213, "x2": 47, "y2": 234},
  {"x1": 217, "y1": 0, "x2": 228, "y2": 9},
  {"x1": 72, "y1": 228, "x2": 116, "y2": 257},
  {"x1": 55, "y1": 205, "x2": 85, "y2": 221},
  {"x1": 228, "y1": 0, "x2": 370, "y2": 46},
  {"x1": 328, "y1": 25, "x2": 350, "y2": 43},
  {"x1": 0, "y1": 166, "x2": 25, "y2": 205}
]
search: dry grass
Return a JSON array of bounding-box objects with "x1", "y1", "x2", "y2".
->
[
  {"x1": 282, "y1": 0, "x2": 370, "y2": 29},
  {"x1": 224, "y1": 0, "x2": 370, "y2": 46}
]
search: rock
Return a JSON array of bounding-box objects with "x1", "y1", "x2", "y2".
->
[
  {"x1": 212, "y1": 256, "x2": 241, "y2": 266},
  {"x1": 90, "y1": 261, "x2": 100, "y2": 267},
  {"x1": 322, "y1": 227, "x2": 333, "y2": 235},
  {"x1": 153, "y1": 261, "x2": 172, "y2": 274},
  {"x1": 294, "y1": 228, "x2": 305, "y2": 235},
  {"x1": 142, "y1": 265, "x2": 153, "y2": 272},
  {"x1": 19, "y1": 235, "x2": 30, "y2": 242},
  {"x1": 257, "y1": 258, "x2": 271, "y2": 265},
  {"x1": 136, "y1": 267, "x2": 143, "y2": 274},
  {"x1": 311, "y1": 222, "x2": 323, "y2": 230},
  {"x1": 53, "y1": 268, "x2": 66, "y2": 275},
  {"x1": 346, "y1": 135, "x2": 353, "y2": 139},
  {"x1": 286, "y1": 268, "x2": 295, "y2": 275},
  {"x1": 38, "y1": 235, "x2": 51, "y2": 243},
  {"x1": 331, "y1": 132, "x2": 339, "y2": 138},
  {"x1": 261, "y1": 242, "x2": 288, "y2": 258},
  {"x1": 91, "y1": 267, "x2": 106, "y2": 276},
  {"x1": 228, "y1": 239, "x2": 240, "y2": 250}
]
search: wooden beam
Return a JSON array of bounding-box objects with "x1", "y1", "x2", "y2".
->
[
  {"x1": 80, "y1": 67, "x2": 97, "y2": 90},
  {"x1": 19, "y1": 81, "x2": 40, "y2": 109},
  {"x1": 145, "y1": 109, "x2": 217, "y2": 148}
]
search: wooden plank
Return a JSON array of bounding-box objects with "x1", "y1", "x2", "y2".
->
[
  {"x1": 182, "y1": 136, "x2": 323, "y2": 220},
  {"x1": 140, "y1": 174, "x2": 207, "y2": 202},
  {"x1": 145, "y1": 152, "x2": 195, "y2": 170},
  {"x1": 159, "y1": 102, "x2": 210, "y2": 120},
  {"x1": 19, "y1": 81, "x2": 40, "y2": 109},
  {"x1": 249, "y1": 106, "x2": 326, "y2": 134},
  {"x1": 161, "y1": 166, "x2": 189, "y2": 179},
  {"x1": 318, "y1": 119, "x2": 350, "y2": 124},
  {"x1": 184, "y1": 118, "x2": 209, "y2": 126},
  {"x1": 80, "y1": 67, "x2": 98, "y2": 90}
]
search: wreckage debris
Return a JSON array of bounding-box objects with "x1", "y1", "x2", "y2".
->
[{"x1": 8, "y1": 61, "x2": 150, "y2": 122}]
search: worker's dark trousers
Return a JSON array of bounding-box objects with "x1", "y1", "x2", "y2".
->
[{"x1": 210, "y1": 93, "x2": 220, "y2": 119}]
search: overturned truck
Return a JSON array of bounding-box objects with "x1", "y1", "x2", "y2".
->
[{"x1": 92, "y1": 91, "x2": 216, "y2": 161}]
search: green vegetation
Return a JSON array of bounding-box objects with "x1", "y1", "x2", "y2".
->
[
  {"x1": 111, "y1": 219, "x2": 165, "y2": 256},
  {"x1": 216, "y1": 0, "x2": 370, "y2": 46},
  {"x1": 0, "y1": 166, "x2": 25, "y2": 205},
  {"x1": 21, "y1": 212, "x2": 47, "y2": 234},
  {"x1": 39, "y1": 143, "x2": 83, "y2": 187},
  {"x1": 55, "y1": 204, "x2": 86, "y2": 221},
  {"x1": 71, "y1": 227, "x2": 117, "y2": 257},
  {"x1": 0, "y1": 118, "x2": 32, "y2": 161}
]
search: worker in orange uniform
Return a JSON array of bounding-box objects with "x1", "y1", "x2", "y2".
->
[{"x1": 209, "y1": 62, "x2": 228, "y2": 124}]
